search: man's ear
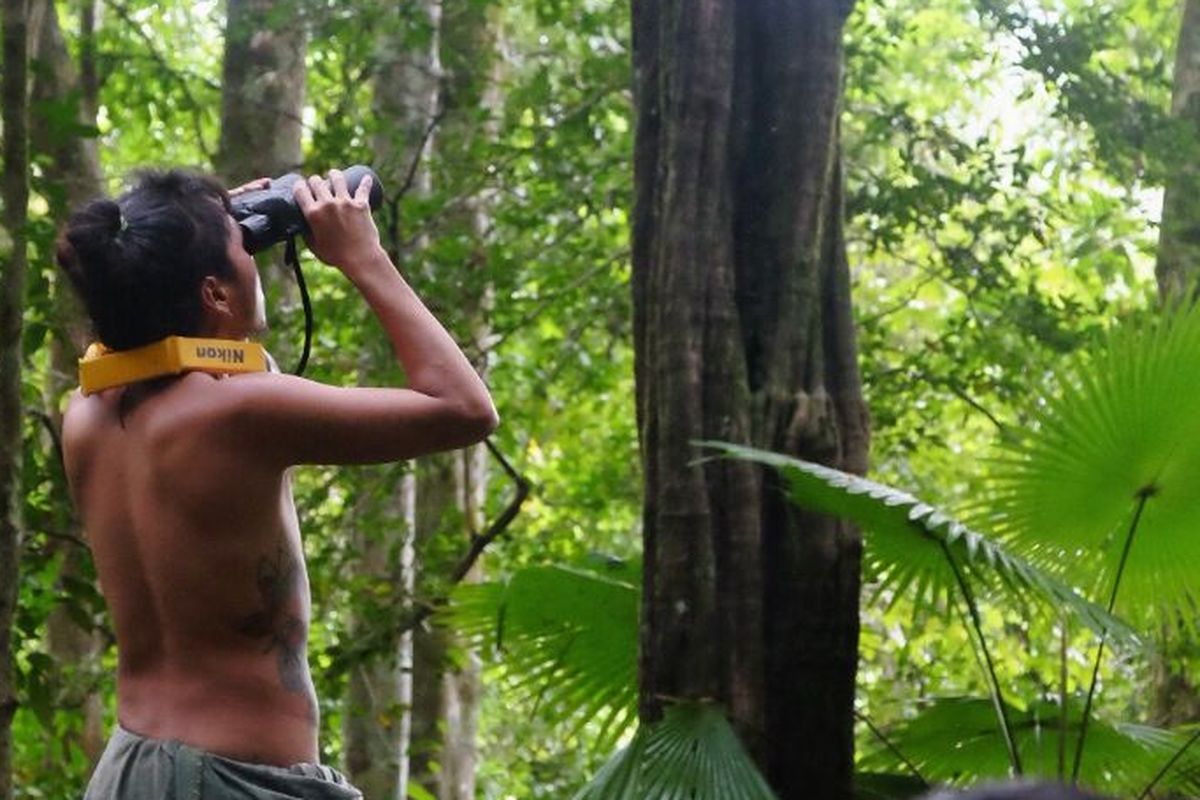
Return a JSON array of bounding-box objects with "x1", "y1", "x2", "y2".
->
[{"x1": 200, "y1": 275, "x2": 232, "y2": 317}]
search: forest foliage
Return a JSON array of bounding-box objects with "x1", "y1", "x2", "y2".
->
[{"x1": 2, "y1": 0, "x2": 1199, "y2": 797}]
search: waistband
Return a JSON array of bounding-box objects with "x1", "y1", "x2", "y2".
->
[{"x1": 106, "y1": 724, "x2": 361, "y2": 799}]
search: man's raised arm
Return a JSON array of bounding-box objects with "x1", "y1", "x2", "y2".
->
[{"x1": 225, "y1": 169, "x2": 498, "y2": 468}]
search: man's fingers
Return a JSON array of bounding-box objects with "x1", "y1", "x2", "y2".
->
[
  {"x1": 228, "y1": 177, "x2": 270, "y2": 198},
  {"x1": 353, "y1": 175, "x2": 373, "y2": 204},
  {"x1": 308, "y1": 174, "x2": 334, "y2": 202},
  {"x1": 329, "y1": 169, "x2": 350, "y2": 199},
  {"x1": 293, "y1": 177, "x2": 316, "y2": 212}
]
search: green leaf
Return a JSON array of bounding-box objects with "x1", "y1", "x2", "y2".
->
[
  {"x1": 444, "y1": 564, "x2": 639, "y2": 750},
  {"x1": 986, "y1": 305, "x2": 1200, "y2": 622},
  {"x1": 858, "y1": 697, "x2": 1200, "y2": 798},
  {"x1": 698, "y1": 441, "x2": 1138, "y2": 649},
  {"x1": 573, "y1": 702, "x2": 777, "y2": 800},
  {"x1": 407, "y1": 784, "x2": 437, "y2": 800}
]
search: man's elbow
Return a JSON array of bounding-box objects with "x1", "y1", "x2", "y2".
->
[{"x1": 462, "y1": 401, "x2": 499, "y2": 442}]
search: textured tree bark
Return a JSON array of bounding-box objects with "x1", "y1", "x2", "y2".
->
[
  {"x1": 31, "y1": 0, "x2": 101, "y2": 212},
  {"x1": 29, "y1": 0, "x2": 106, "y2": 766},
  {"x1": 0, "y1": 0, "x2": 30, "y2": 796},
  {"x1": 429, "y1": 444, "x2": 488, "y2": 800},
  {"x1": 1157, "y1": 0, "x2": 1200, "y2": 301},
  {"x1": 216, "y1": 0, "x2": 306, "y2": 181},
  {"x1": 1150, "y1": 626, "x2": 1200, "y2": 727},
  {"x1": 632, "y1": 0, "x2": 867, "y2": 797},
  {"x1": 343, "y1": 467, "x2": 415, "y2": 800},
  {"x1": 406, "y1": 456, "x2": 454, "y2": 796}
]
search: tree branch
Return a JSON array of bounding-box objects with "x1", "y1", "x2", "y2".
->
[
  {"x1": 32, "y1": 527, "x2": 89, "y2": 550},
  {"x1": 397, "y1": 438, "x2": 531, "y2": 635},
  {"x1": 855, "y1": 709, "x2": 929, "y2": 789},
  {"x1": 385, "y1": 103, "x2": 447, "y2": 262},
  {"x1": 26, "y1": 408, "x2": 64, "y2": 475}
]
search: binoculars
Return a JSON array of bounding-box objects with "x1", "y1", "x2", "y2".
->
[{"x1": 230, "y1": 165, "x2": 385, "y2": 254}]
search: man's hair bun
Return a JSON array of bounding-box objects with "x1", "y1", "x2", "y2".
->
[
  {"x1": 56, "y1": 170, "x2": 235, "y2": 351},
  {"x1": 56, "y1": 198, "x2": 126, "y2": 295}
]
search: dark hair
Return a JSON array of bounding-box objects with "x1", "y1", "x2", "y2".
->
[{"x1": 56, "y1": 169, "x2": 235, "y2": 351}]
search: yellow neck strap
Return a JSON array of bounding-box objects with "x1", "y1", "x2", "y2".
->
[{"x1": 79, "y1": 336, "x2": 268, "y2": 395}]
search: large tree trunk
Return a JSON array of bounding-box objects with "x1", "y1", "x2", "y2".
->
[
  {"x1": 0, "y1": 0, "x2": 30, "y2": 796},
  {"x1": 631, "y1": 1, "x2": 867, "y2": 797},
  {"x1": 1157, "y1": 0, "x2": 1200, "y2": 301},
  {"x1": 29, "y1": 0, "x2": 106, "y2": 766}
]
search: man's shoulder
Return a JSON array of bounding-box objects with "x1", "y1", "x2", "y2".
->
[
  {"x1": 151, "y1": 371, "x2": 295, "y2": 440},
  {"x1": 63, "y1": 372, "x2": 293, "y2": 448}
]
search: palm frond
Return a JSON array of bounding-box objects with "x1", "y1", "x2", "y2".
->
[
  {"x1": 699, "y1": 441, "x2": 1138, "y2": 648},
  {"x1": 985, "y1": 305, "x2": 1200, "y2": 620},
  {"x1": 443, "y1": 563, "x2": 639, "y2": 750},
  {"x1": 573, "y1": 702, "x2": 777, "y2": 800},
  {"x1": 857, "y1": 697, "x2": 1200, "y2": 798}
]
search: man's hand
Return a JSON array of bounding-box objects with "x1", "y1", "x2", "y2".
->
[{"x1": 292, "y1": 169, "x2": 384, "y2": 277}]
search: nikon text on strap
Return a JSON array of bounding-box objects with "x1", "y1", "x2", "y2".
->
[{"x1": 78, "y1": 336, "x2": 268, "y2": 395}]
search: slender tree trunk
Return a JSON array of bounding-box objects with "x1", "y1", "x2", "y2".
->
[
  {"x1": 406, "y1": 9, "x2": 504, "y2": 798},
  {"x1": 632, "y1": 1, "x2": 867, "y2": 797},
  {"x1": 1150, "y1": 0, "x2": 1200, "y2": 746},
  {"x1": 217, "y1": 0, "x2": 306, "y2": 181},
  {"x1": 29, "y1": 0, "x2": 106, "y2": 766},
  {"x1": 30, "y1": 0, "x2": 101, "y2": 210},
  {"x1": 425, "y1": 443, "x2": 488, "y2": 800},
  {"x1": 0, "y1": 0, "x2": 30, "y2": 796},
  {"x1": 1157, "y1": 0, "x2": 1200, "y2": 301},
  {"x1": 343, "y1": 466, "x2": 415, "y2": 800},
  {"x1": 406, "y1": 458, "x2": 454, "y2": 797},
  {"x1": 216, "y1": 0, "x2": 306, "y2": 367},
  {"x1": 343, "y1": 3, "x2": 442, "y2": 796},
  {"x1": 78, "y1": 0, "x2": 97, "y2": 118}
]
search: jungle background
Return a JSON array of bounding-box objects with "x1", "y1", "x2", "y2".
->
[{"x1": 2, "y1": 0, "x2": 1200, "y2": 797}]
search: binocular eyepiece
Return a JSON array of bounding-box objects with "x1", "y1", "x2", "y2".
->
[{"x1": 230, "y1": 165, "x2": 384, "y2": 254}]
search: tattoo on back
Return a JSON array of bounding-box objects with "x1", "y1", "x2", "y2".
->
[{"x1": 236, "y1": 544, "x2": 310, "y2": 700}]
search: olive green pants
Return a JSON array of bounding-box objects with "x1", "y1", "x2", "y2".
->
[{"x1": 83, "y1": 725, "x2": 362, "y2": 799}]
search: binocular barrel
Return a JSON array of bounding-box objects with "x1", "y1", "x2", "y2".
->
[{"x1": 231, "y1": 165, "x2": 384, "y2": 254}]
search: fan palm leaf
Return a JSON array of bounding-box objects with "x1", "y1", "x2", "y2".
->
[
  {"x1": 699, "y1": 441, "x2": 1137, "y2": 647},
  {"x1": 857, "y1": 697, "x2": 1200, "y2": 798},
  {"x1": 572, "y1": 701, "x2": 777, "y2": 800},
  {"x1": 444, "y1": 563, "x2": 639, "y2": 750},
  {"x1": 985, "y1": 305, "x2": 1200, "y2": 621}
]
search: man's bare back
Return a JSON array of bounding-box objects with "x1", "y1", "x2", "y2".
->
[
  {"x1": 64, "y1": 372, "x2": 320, "y2": 766},
  {"x1": 58, "y1": 169, "x2": 497, "y2": 788}
]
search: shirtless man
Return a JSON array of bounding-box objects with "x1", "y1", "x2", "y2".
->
[{"x1": 57, "y1": 168, "x2": 497, "y2": 798}]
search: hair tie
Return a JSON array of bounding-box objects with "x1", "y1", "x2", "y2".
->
[{"x1": 118, "y1": 212, "x2": 129, "y2": 233}]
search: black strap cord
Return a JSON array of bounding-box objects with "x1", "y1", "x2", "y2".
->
[{"x1": 285, "y1": 234, "x2": 314, "y2": 376}]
